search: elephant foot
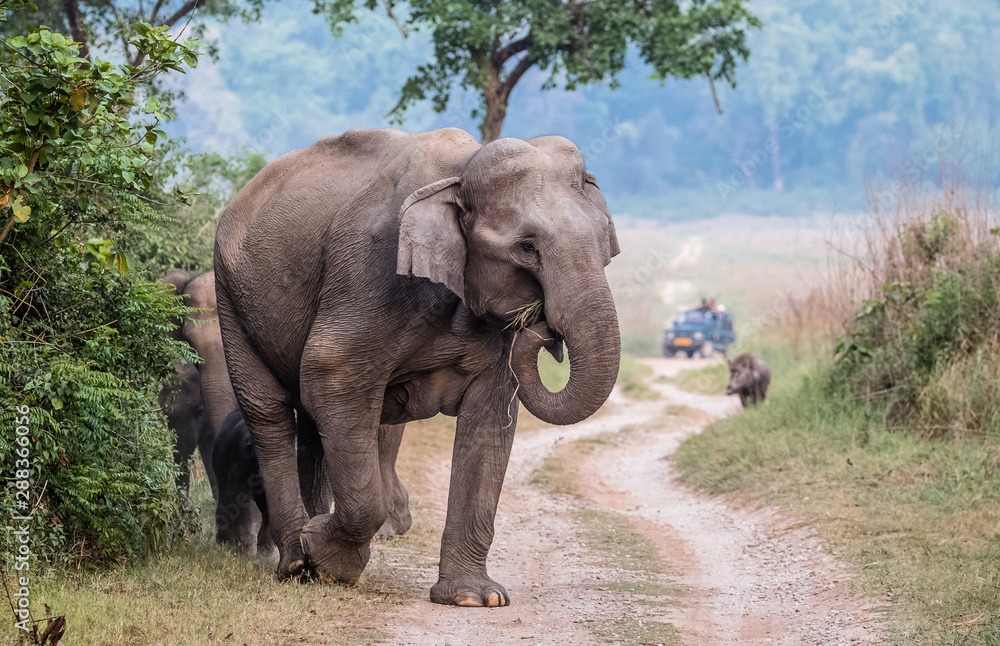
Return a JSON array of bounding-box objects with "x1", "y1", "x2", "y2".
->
[
  {"x1": 276, "y1": 536, "x2": 313, "y2": 581},
  {"x1": 374, "y1": 497, "x2": 412, "y2": 541},
  {"x1": 430, "y1": 575, "x2": 510, "y2": 607},
  {"x1": 300, "y1": 515, "x2": 370, "y2": 586}
]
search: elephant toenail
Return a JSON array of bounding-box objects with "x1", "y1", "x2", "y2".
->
[{"x1": 455, "y1": 593, "x2": 483, "y2": 607}]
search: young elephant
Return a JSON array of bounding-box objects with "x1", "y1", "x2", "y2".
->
[
  {"x1": 213, "y1": 409, "x2": 273, "y2": 553},
  {"x1": 159, "y1": 269, "x2": 238, "y2": 498},
  {"x1": 213, "y1": 410, "x2": 412, "y2": 553},
  {"x1": 726, "y1": 352, "x2": 771, "y2": 407}
]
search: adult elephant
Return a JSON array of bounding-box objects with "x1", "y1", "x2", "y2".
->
[
  {"x1": 214, "y1": 128, "x2": 621, "y2": 607},
  {"x1": 159, "y1": 270, "x2": 236, "y2": 496}
]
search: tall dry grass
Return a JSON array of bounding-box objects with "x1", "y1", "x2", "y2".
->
[{"x1": 774, "y1": 141, "x2": 999, "y2": 360}]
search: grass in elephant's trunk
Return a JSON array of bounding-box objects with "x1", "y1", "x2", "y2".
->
[{"x1": 503, "y1": 299, "x2": 551, "y2": 427}]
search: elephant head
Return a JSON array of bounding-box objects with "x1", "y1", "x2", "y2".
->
[{"x1": 397, "y1": 136, "x2": 621, "y2": 426}]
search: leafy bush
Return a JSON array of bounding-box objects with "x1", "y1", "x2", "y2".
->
[
  {"x1": 0, "y1": 2, "x2": 203, "y2": 566},
  {"x1": 831, "y1": 210, "x2": 1000, "y2": 436}
]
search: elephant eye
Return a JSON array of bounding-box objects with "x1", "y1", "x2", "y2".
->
[{"x1": 520, "y1": 241, "x2": 537, "y2": 254}]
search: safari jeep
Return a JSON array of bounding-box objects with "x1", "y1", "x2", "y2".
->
[{"x1": 663, "y1": 309, "x2": 735, "y2": 358}]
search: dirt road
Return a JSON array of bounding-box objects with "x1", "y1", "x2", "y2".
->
[{"x1": 379, "y1": 358, "x2": 881, "y2": 645}]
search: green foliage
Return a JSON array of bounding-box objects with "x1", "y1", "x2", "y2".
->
[
  {"x1": 128, "y1": 147, "x2": 268, "y2": 275},
  {"x1": 319, "y1": 0, "x2": 760, "y2": 138},
  {"x1": 0, "y1": 1, "x2": 203, "y2": 566},
  {"x1": 831, "y1": 212, "x2": 1000, "y2": 436}
]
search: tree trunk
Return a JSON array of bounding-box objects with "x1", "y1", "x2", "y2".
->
[
  {"x1": 481, "y1": 64, "x2": 507, "y2": 143},
  {"x1": 62, "y1": 0, "x2": 90, "y2": 60}
]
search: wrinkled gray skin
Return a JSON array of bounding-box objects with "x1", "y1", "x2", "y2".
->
[
  {"x1": 160, "y1": 270, "x2": 237, "y2": 496},
  {"x1": 726, "y1": 352, "x2": 772, "y2": 407},
  {"x1": 213, "y1": 409, "x2": 410, "y2": 552},
  {"x1": 214, "y1": 128, "x2": 621, "y2": 607},
  {"x1": 159, "y1": 271, "x2": 338, "y2": 525}
]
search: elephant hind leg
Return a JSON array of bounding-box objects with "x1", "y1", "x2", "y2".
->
[
  {"x1": 375, "y1": 423, "x2": 412, "y2": 540},
  {"x1": 296, "y1": 409, "x2": 334, "y2": 517},
  {"x1": 216, "y1": 283, "x2": 309, "y2": 579}
]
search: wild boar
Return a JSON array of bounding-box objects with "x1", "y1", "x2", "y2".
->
[{"x1": 726, "y1": 352, "x2": 771, "y2": 407}]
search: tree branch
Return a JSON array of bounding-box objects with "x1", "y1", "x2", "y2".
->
[
  {"x1": 500, "y1": 54, "x2": 538, "y2": 102},
  {"x1": 0, "y1": 147, "x2": 42, "y2": 246},
  {"x1": 706, "y1": 67, "x2": 723, "y2": 115},
  {"x1": 61, "y1": 0, "x2": 91, "y2": 60},
  {"x1": 162, "y1": 0, "x2": 205, "y2": 28},
  {"x1": 380, "y1": 0, "x2": 408, "y2": 38},
  {"x1": 149, "y1": 0, "x2": 167, "y2": 23},
  {"x1": 495, "y1": 37, "x2": 531, "y2": 66}
]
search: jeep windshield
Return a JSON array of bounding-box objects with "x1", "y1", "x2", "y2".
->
[{"x1": 678, "y1": 312, "x2": 711, "y2": 324}]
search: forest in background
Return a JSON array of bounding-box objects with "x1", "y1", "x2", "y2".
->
[{"x1": 163, "y1": 0, "x2": 1000, "y2": 219}]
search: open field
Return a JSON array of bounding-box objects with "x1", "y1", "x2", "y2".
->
[{"x1": 607, "y1": 215, "x2": 833, "y2": 356}]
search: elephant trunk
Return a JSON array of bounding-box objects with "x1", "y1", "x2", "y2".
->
[{"x1": 510, "y1": 280, "x2": 620, "y2": 426}]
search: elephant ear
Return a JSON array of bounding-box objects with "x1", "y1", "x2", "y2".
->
[
  {"x1": 397, "y1": 177, "x2": 466, "y2": 300},
  {"x1": 584, "y1": 171, "x2": 621, "y2": 265}
]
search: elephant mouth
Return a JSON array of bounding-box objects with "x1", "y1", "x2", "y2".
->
[{"x1": 506, "y1": 300, "x2": 564, "y2": 363}]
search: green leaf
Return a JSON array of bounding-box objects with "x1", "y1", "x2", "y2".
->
[
  {"x1": 51, "y1": 397, "x2": 63, "y2": 410},
  {"x1": 24, "y1": 112, "x2": 39, "y2": 126}
]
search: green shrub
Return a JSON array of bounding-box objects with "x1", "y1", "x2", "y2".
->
[
  {"x1": 831, "y1": 210, "x2": 1000, "y2": 437},
  {"x1": 0, "y1": 4, "x2": 203, "y2": 566}
]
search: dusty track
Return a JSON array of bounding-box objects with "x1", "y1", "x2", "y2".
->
[{"x1": 381, "y1": 357, "x2": 881, "y2": 645}]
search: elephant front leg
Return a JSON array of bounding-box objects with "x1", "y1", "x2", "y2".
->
[
  {"x1": 431, "y1": 368, "x2": 517, "y2": 607},
  {"x1": 298, "y1": 388, "x2": 388, "y2": 585},
  {"x1": 375, "y1": 423, "x2": 412, "y2": 540}
]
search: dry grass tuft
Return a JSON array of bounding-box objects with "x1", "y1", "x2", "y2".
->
[{"x1": 505, "y1": 298, "x2": 544, "y2": 330}]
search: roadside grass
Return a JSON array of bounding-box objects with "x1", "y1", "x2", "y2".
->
[
  {"x1": 5, "y1": 469, "x2": 404, "y2": 646},
  {"x1": 531, "y1": 434, "x2": 612, "y2": 494},
  {"x1": 674, "y1": 359, "x2": 1000, "y2": 645},
  {"x1": 591, "y1": 618, "x2": 681, "y2": 646},
  {"x1": 3, "y1": 414, "x2": 461, "y2": 646},
  {"x1": 618, "y1": 356, "x2": 660, "y2": 401},
  {"x1": 668, "y1": 361, "x2": 728, "y2": 395},
  {"x1": 20, "y1": 543, "x2": 398, "y2": 646}
]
